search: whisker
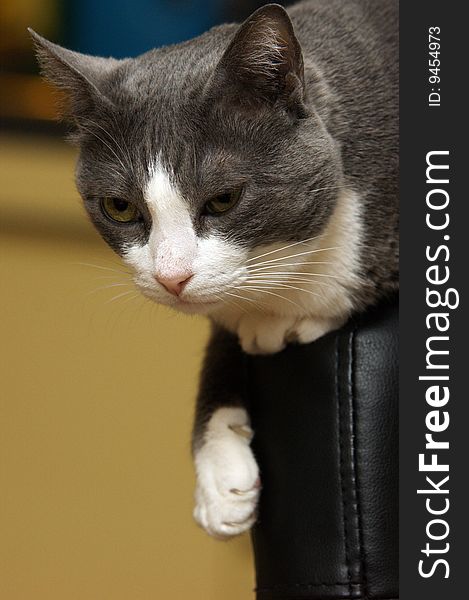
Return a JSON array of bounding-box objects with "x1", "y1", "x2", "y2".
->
[
  {"x1": 119, "y1": 293, "x2": 145, "y2": 328},
  {"x1": 120, "y1": 292, "x2": 142, "y2": 306},
  {"x1": 82, "y1": 117, "x2": 124, "y2": 152},
  {"x1": 237, "y1": 287, "x2": 305, "y2": 310},
  {"x1": 78, "y1": 122, "x2": 129, "y2": 175},
  {"x1": 246, "y1": 234, "x2": 323, "y2": 264},
  {"x1": 216, "y1": 293, "x2": 249, "y2": 315},
  {"x1": 246, "y1": 271, "x2": 341, "y2": 280},
  {"x1": 108, "y1": 113, "x2": 139, "y2": 181},
  {"x1": 90, "y1": 255, "x2": 130, "y2": 268},
  {"x1": 247, "y1": 260, "x2": 336, "y2": 273},
  {"x1": 108, "y1": 292, "x2": 141, "y2": 326},
  {"x1": 248, "y1": 247, "x2": 340, "y2": 269},
  {"x1": 85, "y1": 282, "x2": 134, "y2": 296},
  {"x1": 90, "y1": 274, "x2": 133, "y2": 282},
  {"x1": 227, "y1": 288, "x2": 270, "y2": 314},
  {"x1": 244, "y1": 278, "x2": 336, "y2": 292},
  {"x1": 240, "y1": 282, "x2": 323, "y2": 300},
  {"x1": 73, "y1": 262, "x2": 132, "y2": 275},
  {"x1": 104, "y1": 290, "x2": 139, "y2": 304},
  {"x1": 224, "y1": 290, "x2": 259, "y2": 305}
]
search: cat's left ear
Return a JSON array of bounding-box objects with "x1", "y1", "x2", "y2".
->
[{"x1": 212, "y1": 4, "x2": 308, "y2": 118}]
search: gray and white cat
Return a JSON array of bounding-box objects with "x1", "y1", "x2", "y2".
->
[{"x1": 31, "y1": 0, "x2": 398, "y2": 539}]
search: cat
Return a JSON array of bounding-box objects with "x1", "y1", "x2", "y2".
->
[{"x1": 31, "y1": 0, "x2": 398, "y2": 539}]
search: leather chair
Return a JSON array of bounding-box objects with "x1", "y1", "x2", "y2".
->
[{"x1": 248, "y1": 298, "x2": 398, "y2": 600}]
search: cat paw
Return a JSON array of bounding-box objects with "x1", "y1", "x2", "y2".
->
[
  {"x1": 193, "y1": 408, "x2": 260, "y2": 539},
  {"x1": 237, "y1": 314, "x2": 296, "y2": 354},
  {"x1": 287, "y1": 316, "x2": 346, "y2": 344}
]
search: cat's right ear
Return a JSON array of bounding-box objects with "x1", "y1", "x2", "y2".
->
[{"x1": 29, "y1": 29, "x2": 119, "y2": 120}]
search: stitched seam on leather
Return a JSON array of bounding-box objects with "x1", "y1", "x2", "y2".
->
[
  {"x1": 256, "y1": 596, "x2": 397, "y2": 600},
  {"x1": 256, "y1": 595, "x2": 397, "y2": 600},
  {"x1": 336, "y1": 335, "x2": 353, "y2": 594},
  {"x1": 255, "y1": 582, "x2": 362, "y2": 589},
  {"x1": 349, "y1": 328, "x2": 368, "y2": 596}
]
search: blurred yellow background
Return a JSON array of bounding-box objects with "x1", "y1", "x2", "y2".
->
[{"x1": 0, "y1": 133, "x2": 255, "y2": 599}]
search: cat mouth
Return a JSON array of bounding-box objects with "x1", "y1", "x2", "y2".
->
[
  {"x1": 136, "y1": 280, "x2": 226, "y2": 312},
  {"x1": 136, "y1": 282, "x2": 220, "y2": 307}
]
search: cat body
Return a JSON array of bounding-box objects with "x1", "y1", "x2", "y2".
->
[{"x1": 32, "y1": 0, "x2": 398, "y2": 538}]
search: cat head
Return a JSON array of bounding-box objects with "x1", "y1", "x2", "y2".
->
[{"x1": 31, "y1": 4, "x2": 342, "y2": 315}]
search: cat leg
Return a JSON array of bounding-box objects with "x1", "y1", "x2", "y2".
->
[
  {"x1": 192, "y1": 326, "x2": 260, "y2": 539},
  {"x1": 193, "y1": 407, "x2": 259, "y2": 539}
]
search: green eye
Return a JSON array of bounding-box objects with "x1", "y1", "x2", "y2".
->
[
  {"x1": 101, "y1": 197, "x2": 139, "y2": 223},
  {"x1": 203, "y1": 187, "x2": 243, "y2": 216}
]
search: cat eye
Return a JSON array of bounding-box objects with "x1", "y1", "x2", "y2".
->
[
  {"x1": 101, "y1": 197, "x2": 140, "y2": 223},
  {"x1": 203, "y1": 187, "x2": 243, "y2": 216}
]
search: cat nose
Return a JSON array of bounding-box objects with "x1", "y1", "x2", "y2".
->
[{"x1": 155, "y1": 273, "x2": 193, "y2": 296}]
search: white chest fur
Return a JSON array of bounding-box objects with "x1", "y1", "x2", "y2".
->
[{"x1": 210, "y1": 188, "x2": 363, "y2": 353}]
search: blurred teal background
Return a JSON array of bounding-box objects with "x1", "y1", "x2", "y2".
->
[
  {"x1": 64, "y1": 0, "x2": 224, "y2": 57},
  {"x1": 0, "y1": 0, "x2": 270, "y2": 127}
]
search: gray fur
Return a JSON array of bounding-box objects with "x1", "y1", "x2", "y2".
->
[{"x1": 30, "y1": 0, "x2": 398, "y2": 311}]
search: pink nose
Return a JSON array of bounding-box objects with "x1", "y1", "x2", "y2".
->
[{"x1": 156, "y1": 273, "x2": 193, "y2": 296}]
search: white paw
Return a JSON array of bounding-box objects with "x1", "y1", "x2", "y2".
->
[
  {"x1": 287, "y1": 316, "x2": 344, "y2": 344},
  {"x1": 193, "y1": 408, "x2": 260, "y2": 539},
  {"x1": 237, "y1": 314, "x2": 296, "y2": 354},
  {"x1": 236, "y1": 314, "x2": 345, "y2": 354}
]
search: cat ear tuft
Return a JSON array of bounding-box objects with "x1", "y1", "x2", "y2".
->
[
  {"x1": 215, "y1": 4, "x2": 307, "y2": 117},
  {"x1": 28, "y1": 28, "x2": 119, "y2": 120}
]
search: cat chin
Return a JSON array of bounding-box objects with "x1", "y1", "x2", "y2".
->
[
  {"x1": 172, "y1": 299, "x2": 222, "y2": 316},
  {"x1": 136, "y1": 284, "x2": 223, "y2": 315}
]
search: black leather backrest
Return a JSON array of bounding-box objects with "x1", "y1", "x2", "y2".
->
[{"x1": 248, "y1": 300, "x2": 398, "y2": 599}]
